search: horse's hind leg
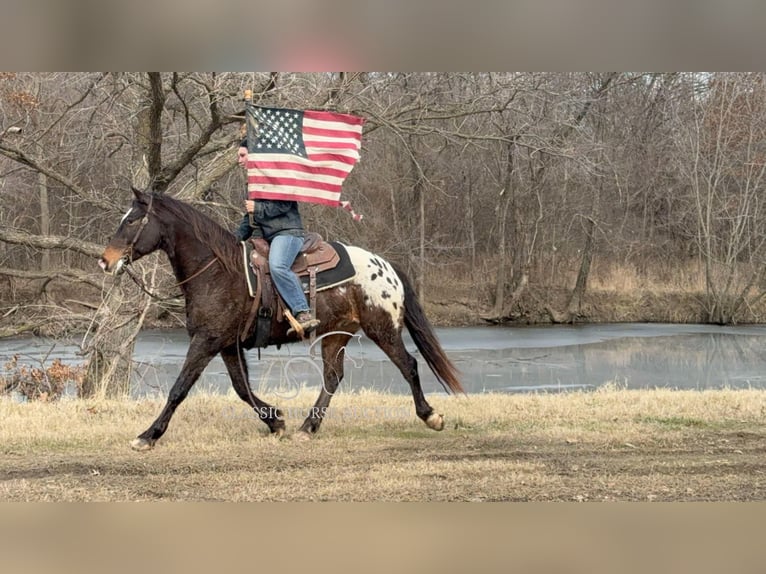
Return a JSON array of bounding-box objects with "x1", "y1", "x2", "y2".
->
[
  {"x1": 296, "y1": 332, "x2": 352, "y2": 438},
  {"x1": 364, "y1": 324, "x2": 444, "y2": 431},
  {"x1": 220, "y1": 344, "x2": 285, "y2": 437},
  {"x1": 132, "y1": 335, "x2": 218, "y2": 450}
]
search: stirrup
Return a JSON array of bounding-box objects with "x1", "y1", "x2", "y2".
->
[{"x1": 286, "y1": 311, "x2": 320, "y2": 338}]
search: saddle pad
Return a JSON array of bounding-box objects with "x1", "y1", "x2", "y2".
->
[
  {"x1": 298, "y1": 241, "x2": 355, "y2": 293},
  {"x1": 241, "y1": 241, "x2": 355, "y2": 297}
]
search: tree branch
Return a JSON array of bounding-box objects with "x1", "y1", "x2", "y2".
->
[
  {"x1": 0, "y1": 228, "x2": 103, "y2": 258},
  {"x1": 0, "y1": 266, "x2": 105, "y2": 289},
  {"x1": 0, "y1": 142, "x2": 115, "y2": 211},
  {"x1": 156, "y1": 75, "x2": 231, "y2": 191}
]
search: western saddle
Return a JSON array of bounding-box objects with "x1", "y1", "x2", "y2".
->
[{"x1": 243, "y1": 232, "x2": 339, "y2": 344}]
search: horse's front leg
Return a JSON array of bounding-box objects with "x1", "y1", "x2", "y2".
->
[
  {"x1": 220, "y1": 344, "x2": 286, "y2": 436},
  {"x1": 131, "y1": 335, "x2": 217, "y2": 451}
]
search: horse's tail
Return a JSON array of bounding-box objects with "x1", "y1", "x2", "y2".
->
[{"x1": 392, "y1": 263, "x2": 465, "y2": 395}]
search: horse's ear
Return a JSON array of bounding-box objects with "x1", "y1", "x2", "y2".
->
[{"x1": 131, "y1": 186, "x2": 145, "y2": 201}]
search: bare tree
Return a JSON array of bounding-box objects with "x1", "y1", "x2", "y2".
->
[
  {"x1": 672, "y1": 73, "x2": 766, "y2": 323},
  {"x1": 0, "y1": 73, "x2": 254, "y2": 396}
]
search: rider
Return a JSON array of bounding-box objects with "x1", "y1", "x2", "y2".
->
[{"x1": 235, "y1": 139, "x2": 320, "y2": 335}]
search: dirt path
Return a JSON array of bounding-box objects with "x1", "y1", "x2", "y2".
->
[{"x1": 2, "y1": 429, "x2": 765, "y2": 501}]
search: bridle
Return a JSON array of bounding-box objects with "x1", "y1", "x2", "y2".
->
[
  {"x1": 124, "y1": 193, "x2": 154, "y2": 265},
  {"x1": 120, "y1": 192, "x2": 219, "y2": 300}
]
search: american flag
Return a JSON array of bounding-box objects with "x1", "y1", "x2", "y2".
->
[{"x1": 245, "y1": 104, "x2": 364, "y2": 220}]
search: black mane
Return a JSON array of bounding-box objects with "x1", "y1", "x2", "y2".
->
[{"x1": 156, "y1": 194, "x2": 241, "y2": 276}]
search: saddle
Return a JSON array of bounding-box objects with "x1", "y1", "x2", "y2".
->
[
  {"x1": 249, "y1": 232, "x2": 340, "y2": 276},
  {"x1": 242, "y1": 232, "x2": 342, "y2": 346}
]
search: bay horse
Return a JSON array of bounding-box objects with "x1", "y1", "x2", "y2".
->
[{"x1": 98, "y1": 189, "x2": 464, "y2": 450}]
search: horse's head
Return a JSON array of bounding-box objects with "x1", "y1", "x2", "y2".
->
[{"x1": 98, "y1": 187, "x2": 162, "y2": 275}]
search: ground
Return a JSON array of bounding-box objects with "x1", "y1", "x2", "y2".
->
[{"x1": 2, "y1": 389, "x2": 765, "y2": 501}]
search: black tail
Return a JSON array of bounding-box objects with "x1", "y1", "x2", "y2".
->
[{"x1": 392, "y1": 264, "x2": 465, "y2": 395}]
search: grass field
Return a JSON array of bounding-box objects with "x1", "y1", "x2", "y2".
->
[{"x1": 2, "y1": 387, "x2": 766, "y2": 501}]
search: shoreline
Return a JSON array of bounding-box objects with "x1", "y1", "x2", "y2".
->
[{"x1": 4, "y1": 284, "x2": 766, "y2": 338}]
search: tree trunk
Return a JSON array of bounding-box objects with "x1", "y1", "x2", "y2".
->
[
  {"x1": 466, "y1": 174, "x2": 476, "y2": 276},
  {"x1": 545, "y1": 197, "x2": 598, "y2": 324},
  {"x1": 566, "y1": 216, "x2": 596, "y2": 318},
  {"x1": 493, "y1": 192, "x2": 511, "y2": 317},
  {"x1": 80, "y1": 268, "x2": 153, "y2": 398},
  {"x1": 39, "y1": 172, "x2": 50, "y2": 272},
  {"x1": 418, "y1": 175, "x2": 425, "y2": 302},
  {"x1": 490, "y1": 138, "x2": 517, "y2": 319},
  {"x1": 81, "y1": 74, "x2": 162, "y2": 397},
  {"x1": 176, "y1": 147, "x2": 238, "y2": 202},
  {"x1": 80, "y1": 278, "x2": 136, "y2": 398}
]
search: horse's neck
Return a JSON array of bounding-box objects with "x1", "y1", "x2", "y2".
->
[{"x1": 164, "y1": 226, "x2": 218, "y2": 282}]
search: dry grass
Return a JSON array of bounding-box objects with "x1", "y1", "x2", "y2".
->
[
  {"x1": 590, "y1": 260, "x2": 708, "y2": 294},
  {"x1": 590, "y1": 258, "x2": 764, "y2": 295},
  {"x1": 418, "y1": 257, "x2": 766, "y2": 325},
  {"x1": 2, "y1": 387, "x2": 766, "y2": 501}
]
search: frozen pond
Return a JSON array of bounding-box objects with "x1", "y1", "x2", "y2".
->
[{"x1": 3, "y1": 323, "x2": 766, "y2": 396}]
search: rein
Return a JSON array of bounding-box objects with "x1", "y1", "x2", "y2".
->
[{"x1": 125, "y1": 257, "x2": 219, "y2": 301}]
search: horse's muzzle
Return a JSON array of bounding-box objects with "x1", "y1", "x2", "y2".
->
[{"x1": 98, "y1": 254, "x2": 128, "y2": 276}]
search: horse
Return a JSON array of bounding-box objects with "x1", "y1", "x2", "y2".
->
[{"x1": 98, "y1": 188, "x2": 464, "y2": 450}]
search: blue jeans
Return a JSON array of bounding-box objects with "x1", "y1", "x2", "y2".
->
[{"x1": 269, "y1": 234, "x2": 310, "y2": 316}]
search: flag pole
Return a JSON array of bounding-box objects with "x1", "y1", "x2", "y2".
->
[{"x1": 243, "y1": 90, "x2": 254, "y2": 228}]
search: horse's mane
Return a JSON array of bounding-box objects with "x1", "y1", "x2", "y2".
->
[{"x1": 155, "y1": 194, "x2": 241, "y2": 276}]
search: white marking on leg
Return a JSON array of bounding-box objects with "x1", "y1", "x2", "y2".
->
[
  {"x1": 345, "y1": 245, "x2": 404, "y2": 326},
  {"x1": 426, "y1": 412, "x2": 445, "y2": 431}
]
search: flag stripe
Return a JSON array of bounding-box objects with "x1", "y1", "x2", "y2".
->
[
  {"x1": 305, "y1": 152, "x2": 358, "y2": 165},
  {"x1": 249, "y1": 170, "x2": 346, "y2": 186},
  {"x1": 304, "y1": 149, "x2": 360, "y2": 162},
  {"x1": 304, "y1": 109, "x2": 365, "y2": 126},
  {"x1": 251, "y1": 161, "x2": 351, "y2": 179},
  {"x1": 249, "y1": 185, "x2": 342, "y2": 204},
  {"x1": 303, "y1": 122, "x2": 363, "y2": 138},
  {"x1": 249, "y1": 175, "x2": 342, "y2": 193},
  {"x1": 304, "y1": 139, "x2": 361, "y2": 150},
  {"x1": 247, "y1": 152, "x2": 357, "y2": 169},
  {"x1": 302, "y1": 125, "x2": 363, "y2": 140}
]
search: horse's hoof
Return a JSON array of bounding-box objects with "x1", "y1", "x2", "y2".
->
[
  {"x1": 292, "y1": 430, "x2": 313, "y2": 442},
  {"x1": 131, "y1": 437, "x2": 155, "y2": 451},
  {"x1": 271, "y1": 427, "x2": 285, "y2": 439},
  {"x1": 426, "y1": 413, "x2": 445, "y2": 431}
]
